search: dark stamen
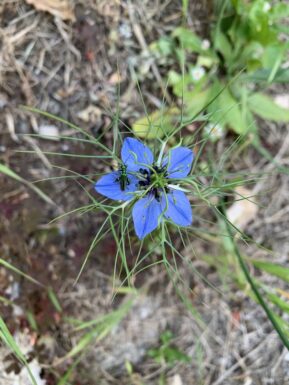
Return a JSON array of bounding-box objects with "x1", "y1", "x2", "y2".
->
[{"x1": 137, "y1": 165, "x2": 169, "y2": 201}]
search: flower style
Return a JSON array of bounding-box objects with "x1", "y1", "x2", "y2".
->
[{"x1": 95, "y1": 138, "x2": 194, "y2": 239}]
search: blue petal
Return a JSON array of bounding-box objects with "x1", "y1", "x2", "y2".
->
[
  {"x1": 161, "y1": 190, "x2": 192, "y2": 226},
  {"x1": 163, "y1": 147, "x2": 194, "y2": 178},
  {"x1": 121, "y1": 137, "x2": 153, "y2": 172},
  {"x1": 95, "y1": 171, "x2": 138, "y2": 201},
  {"x1": 132, "y1": 195, "x2": 162, "y2": 239}
]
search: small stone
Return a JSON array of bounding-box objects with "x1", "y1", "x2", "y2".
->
[
  {"x1": 168, "y1": 374, "x2": 183, "y2": 385},
  {"x1": 39, "y1": 124, "x2": 59, "y2": 140}
]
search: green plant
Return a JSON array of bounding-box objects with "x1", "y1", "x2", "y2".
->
[
  {"x1": 148, "y1": 330, "x2": 190, "y2": 365},
  {"x1": 143, "y1": 0, "x2": 289, "y2": 140}
]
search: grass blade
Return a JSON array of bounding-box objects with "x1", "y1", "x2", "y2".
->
[{"x1": 0, "y1": 163, "x2": 55, "y2": 206}]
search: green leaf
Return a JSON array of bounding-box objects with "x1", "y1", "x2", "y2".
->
[
  {"x1": 262, "y1": 44, "x2": 285, "y2": 70},
  {"x1": 160, "y1": 330, "x2": 173, "y2": 344},
  {"x1": 205, "y1": 82, "x2": 247, "y2": 135},
  {"x1": 245, "y1": 109, "x2": 259, "y2": 142},
  {"x1": 197, "y1": 55, "x2": 216, "y2": 68},
  {"x1": 234, "y1": 41, "x2": 263, "y2": 72},
  {"x1": 267, "y1": 292, "x2": 289, "y2": 314},
  {"x1": 172, "y1": 27, "x2": 202, "y2": 53},
  {"x1": 163, "y1": 346, "x2": 191, "y2": 364},
  {"x1": 252, "y1": 260, "x2": 289, "y2": 283},
  {"x1": 249, "y1": 93, "x2": 289, "y2": 122},
  {"x1": 271, "y1": 3, "x2": 289, "y2": 20},
  {"x1": 246, "y1": 68, "x2": 289, "y2": 83},
  {"x1": 184, "y1": 88, "x2": 211, "y2": 119},
  {"x1": 213, "y1": 31, "x2": 233, "y2": 62},
  {"x1": 148, "y1": 330, "x2": 190, "y2": 365},
  {"x1": 267, "y1": 310, "x2": 289, "y2": 338},
  {"x1": 262, "y1": 44, "x2": 286, "y2": 82},
  {"x1": 150, "y1": 37, "x2": 173, "y2": 56},
  {"x1": 132, "y1": 107, "x2": 180, "y2": 139},
  {"x1": 168, "y1": 71, "x2": 194, "y2": 97},
  {"x1": 168, "y1": 70, "x2": 182, "y2": 86},
  {"x1": 219, "y1": 88, "x2": 247, "y2": 134}
]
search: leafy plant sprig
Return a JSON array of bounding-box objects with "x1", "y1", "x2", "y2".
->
[{"x1": 142, "y1": 0, "x2": 289, "y2": 141}]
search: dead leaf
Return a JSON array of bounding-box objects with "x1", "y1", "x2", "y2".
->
[
  {"x1": 108, "y1": 72, "x2": 124, "y2": 84},
  {"x1": 25, "y1": 0, "x2": 75, "y2": 21},
  {"x1": 54, "y1": 85, "x2": 76, "y2": 99},
  {"x1": 227, "y1": 187, "x2": 258, "y2": 230},
  {"x1": 276, "y1": 288, "x2": 289, "y2": 300}
]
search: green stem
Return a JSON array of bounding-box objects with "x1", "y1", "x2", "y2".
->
[{"x1": 218, "y1": 200, "x2": 289, "y2": 351}]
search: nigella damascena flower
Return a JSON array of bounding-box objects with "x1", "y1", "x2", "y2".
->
[{"x1": 94, "y1": 138, "x2": 194, "y2": 240}]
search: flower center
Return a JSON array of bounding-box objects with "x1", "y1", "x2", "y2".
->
[{"x1": 138, "y1": 165, "x2": 169, "y2": 201}]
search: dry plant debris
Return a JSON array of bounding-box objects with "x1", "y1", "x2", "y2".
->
[{"x1": 25, "y1": 0, "x2": 75, "y2": 21}]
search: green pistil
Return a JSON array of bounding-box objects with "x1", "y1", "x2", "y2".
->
[{"x1": 150, "y1": 171, "x2": 168, "y2": 188}]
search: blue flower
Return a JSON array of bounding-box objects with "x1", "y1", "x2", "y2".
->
[
  {"x1": 132, "y1": 145, "x2": 194, "y2": 239},
  {"x1": 94, "y1": 137, "x2": 149, "y2": 201},
  {"x1": 121, "y1": 137, "x2": 154, "y2": 172},
  {"x1": 94, "y1": 138, "x2": 194, "y2": 240},
  {"x1": 94, "y1": 170, "x2": 138, "y2": 201}
]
